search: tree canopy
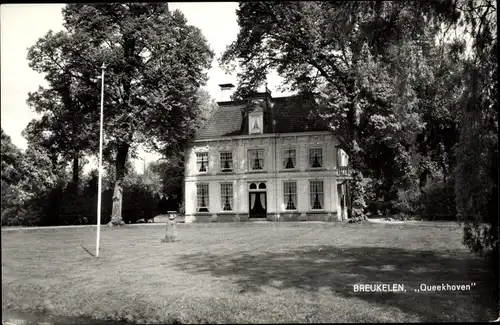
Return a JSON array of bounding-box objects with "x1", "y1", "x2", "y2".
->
[
  {"x1": 26, "y1": 3, "x2": 214, "y2": 225},
  {"x1": 221, "y1": 1, "x2": 460, "y2": 218},
  {"x1": 222, "y1": 0, "x2": 497, "y2": 259}
]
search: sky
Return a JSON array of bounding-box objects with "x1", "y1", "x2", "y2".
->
[{"x1": 0, "y1": 3, "x2": 290, "y2": 173}]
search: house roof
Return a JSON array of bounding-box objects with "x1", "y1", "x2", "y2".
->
[{"x1": 194, "y1": 94, "x2": 330, "y2": 140}]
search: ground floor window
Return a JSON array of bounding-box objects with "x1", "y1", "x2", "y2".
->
[
  {"x1": 310, "y1": 180, "x2": 324, "y2": 210},
  {"x1": 220, "y1": 183, "x2": 233, "y2": 211},
  {"x1": 283, "y1": 181, "x2": 297, "y2": 210},
  {"x1": 196, "y1": 183, "x2": 209, "y2": 212}
]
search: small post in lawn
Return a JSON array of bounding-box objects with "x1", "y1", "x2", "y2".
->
[
  {"x1": 96, "y1": 62, "x2": 106, "y2": 258},
  {"x1": 162, "y1": 211, "x2": 178, "y2": 243}
]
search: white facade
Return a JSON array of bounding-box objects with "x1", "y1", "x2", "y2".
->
[{"x1": 184, "y1": 131, "x2": 351, "y2": 222}]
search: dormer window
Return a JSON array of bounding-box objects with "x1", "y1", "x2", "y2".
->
[
  {"x1": 220, "y1": 151, "x2": 233, "y2": 172},
  {"x1": 248, "y1": 103, "x2": 264, "y2": 135},
  {"x1": 196, "y1": 152, "x2": 209, "y2": 173},
  {"x1": 252, "y1": 120, "x2": 260, "y2": 132},
  {"x1": 283, "y1": 149, "x2": 296, "y2": 169}
]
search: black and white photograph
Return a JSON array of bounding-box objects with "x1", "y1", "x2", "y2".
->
[{"x1": 1, "y1": 1, "x2": 498, "y2": 323}]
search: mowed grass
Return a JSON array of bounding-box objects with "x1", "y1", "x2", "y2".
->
[{"x1": 1, "y1": 222, "x2": 496, "y2": 323}]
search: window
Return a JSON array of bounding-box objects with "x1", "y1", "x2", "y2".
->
[
  {"x1": 248, "y1": 149, "x2": 265, "y2": 170},
  {"x1": 258, "y1": 183, "x2": 266, "y2": 189},
  {"x1": 220, "y1": 183, "x2": 233, "y2": 211},
  {"x1": 249, "y1": 183, "x2": 257, "y2": 190},
  {"x1": 309, "y1": 148, "x2": 323, "y2": 168},
  {"x1": 283, "y1": 181, "x2": 297, "y2": 210},
  {"x1": 196, "y1": 184, "x2": 209, "y2": 212},
  {"x1": 220, "y1": 152, "x2": 233, "y2": 172},
  {"x1": 282, "y1": 149, "x2": 296, "y2": 169},
  {"x1": 196, "y1": 152, "x2": 209, "y2": 172},
  {"x1": 310, "y1": 180, "x2": 324, "y2": 210}
]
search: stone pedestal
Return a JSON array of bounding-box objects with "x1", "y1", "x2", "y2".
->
[{"x1": 163, "y1": 213, "x2": 178, "y2": 243}]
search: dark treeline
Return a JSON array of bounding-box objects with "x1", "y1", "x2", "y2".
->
[{"x1": 1, "y1": 132, "x2": 182, "y2": 226}]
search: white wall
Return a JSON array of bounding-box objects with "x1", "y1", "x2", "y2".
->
[{"x1": 184, "y1": 131, "x2": 347, "y2": 216}]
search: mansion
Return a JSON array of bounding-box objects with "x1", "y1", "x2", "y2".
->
[{"x1": 183, "y1": 84, "x2": 351, "y2": 222}]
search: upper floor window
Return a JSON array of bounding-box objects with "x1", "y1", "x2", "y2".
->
[
  {"x1": 310, "y1": 180, "x2": 324, "y2": 210},
  {"x1": 283, "y1": 181, "x2": 297, "y2": 210},
  {"x1": 196, "y1": 152, "x2": 209, "y2": 173},
  {"x1": 248, "y1": 149, "x2": 265, "y2": 170},
  {"x1": 282, "y1": 149, "x2": 296, "y2": 169},
  {"x1": 220, "y1": 152, "x2": 233, "y2": 172},
  {"x1": 309, "y1": 148, "x2": 323, "y2": 168}
]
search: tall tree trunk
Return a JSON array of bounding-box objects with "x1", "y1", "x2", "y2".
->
[
  {"x1": 419, "y1": 169, "x2": 429, "y2": 190},
  {"x1": 109, "y1": 142, "x2": 129, "y2": 226},
  {"x1": 71, "y1": 115, "x2": 80, "y2": 194},
  {"x1": 108, "y1": 34, "x2": 136, "y2": 226},
  {"x1": 346, "y1": 78, "x2": 367, "y2": 221},
  {"x1": 72, "y1": 154, "x2": 79, "y2": 193},
  {"x1": 62, "y1": 74, "x2": 80, "y2": 195}
]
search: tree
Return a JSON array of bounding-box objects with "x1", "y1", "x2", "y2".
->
[
  {"x1": 449, "y1": 0, "x2": 497, "y2": 256},
  {"x1": 149, "y1": 156, "x2": 184, "y2": 204},
  {"x1": 1, "y1": 129, "x2": 60, "y2": 226},
  {"x1": 221, "y1": 1, "x2": 459, "y2": 219},
  {"x1": 194, "y1": 88, "x2": 219, "y2": 127},
  {"x1": 26, "y1": 29, "x2": 101, "y2": 193},
  {"x1": 1, "y1": 129, "x2": 23, "y2": 185},
  {"x1": 27, "y1": 3, "x2": 214, "y2": 225}
]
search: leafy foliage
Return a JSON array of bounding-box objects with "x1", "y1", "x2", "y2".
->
[
  {"x1": 450, "y1": 0, "x2": 498, "y2": 255},
  {"x1": 1, "y1": 129, "x2": 60, "y2": 226},
  {"x1": 222, "y1": 1, "x2": 497, "y2": 270},
  {"x1": 26, "y1": 3, "x2": 214, "y2": 224},
  {"x1": 221, "y1": 1, "x2": 458, "y2": 219},
  {"x1": 415, "y1": 178, "x2": 457, "y2": 221}
]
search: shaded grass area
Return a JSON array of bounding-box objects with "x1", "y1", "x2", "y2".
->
[{"x1": 1, "y1": 222, "x2": 496, "y2": 323}]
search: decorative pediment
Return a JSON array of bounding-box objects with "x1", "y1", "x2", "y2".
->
[{"x1": 247, "y1": 99, "x2": 265, "y2": 112}]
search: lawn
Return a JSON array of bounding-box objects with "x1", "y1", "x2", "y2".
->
[{"x1": 1, "y1": 221, "x2": 497, "y2": 323}]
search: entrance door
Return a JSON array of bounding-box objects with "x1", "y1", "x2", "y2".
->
[{"x1": 249, "y1": 191, "x2": 267, "y2": 218}]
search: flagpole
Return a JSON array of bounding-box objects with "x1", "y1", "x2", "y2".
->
[{"x1": 96, "y1": 62, "x2": 106, "y2": 258}]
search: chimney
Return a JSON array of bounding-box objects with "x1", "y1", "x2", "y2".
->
[{"x1": 218, "y1": 83, "x2": 235, "y2": 102}]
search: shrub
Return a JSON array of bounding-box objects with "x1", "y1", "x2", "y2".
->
[
  {"x1": 416, "y1": 178, "x2": 457, "y2": 220},
  {"x1": 121, "y1": 183, "x2": 161, "y2": 223},
  {"x1": 393, "y1": 186, "x2": 420, "y2": 215}
]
